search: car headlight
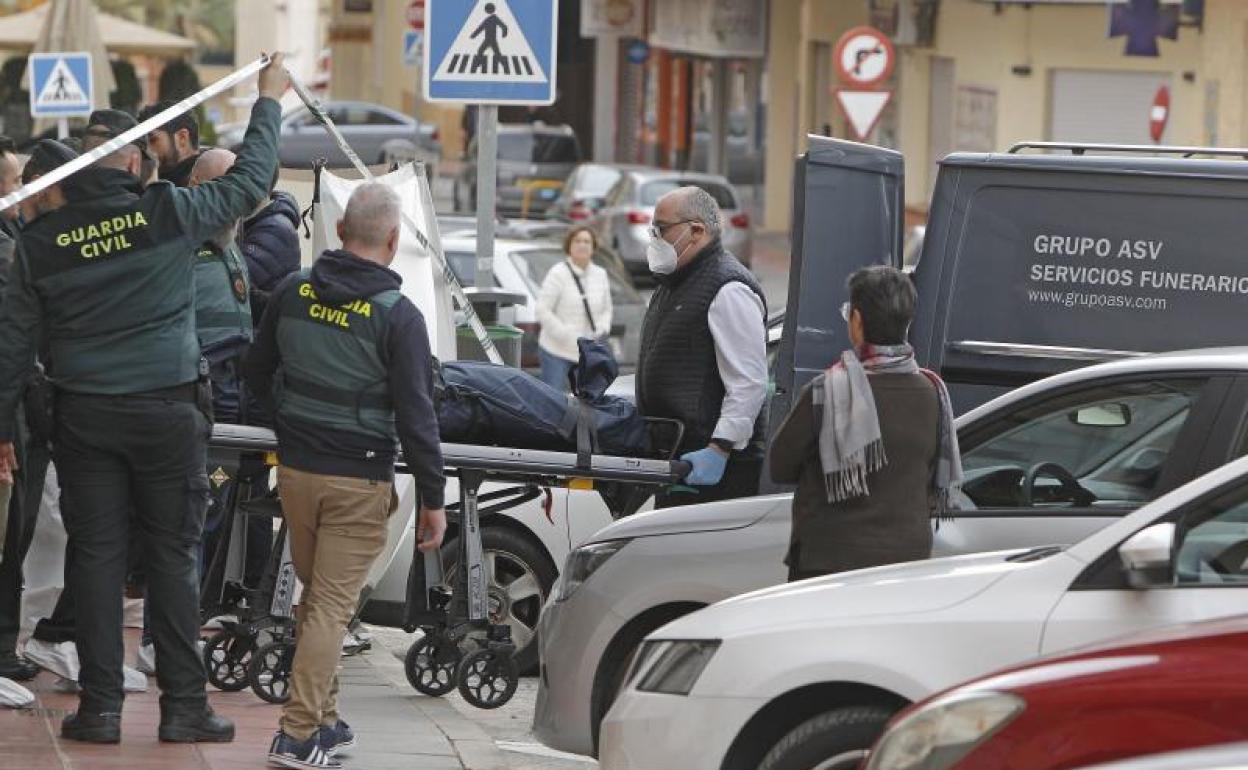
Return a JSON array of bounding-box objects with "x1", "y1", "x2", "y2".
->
[
  {"x1": 634, "y1": 640, "x2": 720, "y2": 696},
  {"x1": 866, "y1": 692, "x2": 1024, "y2": 770},
  {"x1": 556, "y1": 539, "x2": 630, "y2": 602}
]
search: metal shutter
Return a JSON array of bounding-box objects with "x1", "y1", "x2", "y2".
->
[{"x1": 1049, "y1": 69, "x2": 1171, "y2": 145}]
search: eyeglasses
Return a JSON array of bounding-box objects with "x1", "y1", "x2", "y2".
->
[
  {"x1": 840, "y1": 301, "x2": 851, "y2": 322},
  {"x1": 647, "y1": 219, "x2": 694, "y2": 240}
]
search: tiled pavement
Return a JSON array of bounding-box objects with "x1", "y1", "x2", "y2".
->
[{"x1": 0, "y1": 630, "x2": 508, "y2": 770}]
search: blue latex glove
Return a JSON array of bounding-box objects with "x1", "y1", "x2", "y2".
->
[{"x1": 680, "y1": 446, "x2": 728, "y2": 486}]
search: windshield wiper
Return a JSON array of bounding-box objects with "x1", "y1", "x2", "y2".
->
[{"x1": 1005, "y1": 545, "x2": 1064, "y2": 563}]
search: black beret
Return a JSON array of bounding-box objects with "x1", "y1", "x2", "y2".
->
[
  {"x1": 83, "y1": 108, "x2": 147, "y2": 151},
  {"x1": 22, "y1": 138, "x2": 79, "y2": 183}
]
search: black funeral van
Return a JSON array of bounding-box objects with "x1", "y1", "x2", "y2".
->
[{"x1": 770, "y1": 136, "x2": 1248, "y2": 429}]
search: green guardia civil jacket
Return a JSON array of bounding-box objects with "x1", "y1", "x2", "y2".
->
[
  {"x1": 0, "y1": 97, "x2": 281, "y2": 442},
  {"x1": 195, "y1": 239, "x2": 253, "y2": 353}
]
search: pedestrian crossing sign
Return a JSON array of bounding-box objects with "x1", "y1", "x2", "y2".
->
[
  {"x1": 29, "y1": 52, "x2": 93, "y2": 118},
  {"x1": 424, "y1": 0, "x2": 558, "y2": 105}
]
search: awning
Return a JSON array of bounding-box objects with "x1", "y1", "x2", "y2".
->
[{"x1": 0, "y1": 2, "x2": 195, "y2": 57}]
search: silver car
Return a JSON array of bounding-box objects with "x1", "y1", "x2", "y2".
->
[
  {"x1": 590, "y1": 168, "x2": 753, "y2": 278},
  {"x1": 534, "y1": 348, "x2": 1248, "y2": 757},
  {"x1": 546, "y1": 163, "x2": 628, "y2": 223},
  {"x1": 218, "y1": 100, "x2": 440, "y2": 169},
  {"x1": 455, "y1": 123, "x2": 582, "y2": 218}
]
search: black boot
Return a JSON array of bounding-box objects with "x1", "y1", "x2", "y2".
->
[
  {"x1": 62, "y1": 711, "x2": 122, "y2": 744},
  {"x1": 0, "y1": 650, "x2": 39, "y2": 681},
  {"x1": 159, "y1": 706, "x2": 235, "y2": 743}
]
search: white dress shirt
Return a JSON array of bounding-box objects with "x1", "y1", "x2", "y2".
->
[{"x1": 707, "y1": 282, "x2": 768, "y2": 449}]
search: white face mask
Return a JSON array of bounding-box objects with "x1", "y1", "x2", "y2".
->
[{"x1": 646, "y1": 224, "x2": 690, "y2": 275}]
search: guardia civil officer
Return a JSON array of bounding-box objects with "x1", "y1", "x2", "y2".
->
[
  {"x1": 246, "y1": 184, "x2": 446, "y2": 769},
  {"x1": 0, "y1": 55, "x2": 290, "y2": 745}
]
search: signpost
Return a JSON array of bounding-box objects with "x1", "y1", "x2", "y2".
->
[
  {"x1": 29, "y1": 52, "x2": 93, "y2": 139},
  {"x1": 832, "y1": 26, "x2": 894, "y2": 142},
  {"x1": 425, "y1": 0, "x2": 558, "y2": 295}
]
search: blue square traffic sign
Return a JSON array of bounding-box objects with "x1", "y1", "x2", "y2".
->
[
  {"x1": 423, "y1": 0, "x2": 558, "y2": 105},
  {"x1": 29, "y1": 52, "x2": 93, "y2": 118}
]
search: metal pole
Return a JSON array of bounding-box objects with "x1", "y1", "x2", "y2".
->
[
  {"x1": 56, "y1": 118, "x2": 68, "y2": 140},
  {"x1": 708, "y1": 59, "x2": 729, "y2": 176},
  {"x1": 475, "y1": 105, "x2": 498, "y2": 290}
]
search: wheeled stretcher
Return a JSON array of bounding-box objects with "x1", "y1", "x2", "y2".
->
[{"x1": 202, "y1": 423, "x2": 690, "y2": 709}]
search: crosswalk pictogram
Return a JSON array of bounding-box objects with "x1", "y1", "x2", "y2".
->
[{"x1": 433, "y1": 0, "x2": 546, "y2": 84}]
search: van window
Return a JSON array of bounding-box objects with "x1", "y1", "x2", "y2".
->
[
  {"x1": 959, "y1": 379, "x2": 1203, "y2": 510},
  {"x1": 640, "y1": 180, "x2": 736, "y2": 209},
  {"x1": 498, "y1": 132, "x2": 581, "y2": 164}
]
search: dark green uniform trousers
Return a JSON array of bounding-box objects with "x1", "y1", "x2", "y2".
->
[{"x1": 54, "y1": 389, "x2": 210, "y2": 716}]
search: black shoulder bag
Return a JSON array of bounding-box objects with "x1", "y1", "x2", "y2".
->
[{"x1": 565, "y1": 262, "x2": 598, "y2": 337}]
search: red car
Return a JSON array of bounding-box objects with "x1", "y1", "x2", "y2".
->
[{"x1": 863, "y1": 615, "x2": 1248, "y2": 770}]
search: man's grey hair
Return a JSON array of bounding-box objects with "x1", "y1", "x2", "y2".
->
[
  {"x1": 669, "y1": 185, "x2": 723, "y2": 240},
  {"x1": 341, "y1": 183, "x2": 401, "y2": 248}
]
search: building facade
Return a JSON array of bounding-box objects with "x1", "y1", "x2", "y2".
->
[{"x1": 765, "y1": 0, "x2": 1248, "y2": 232}]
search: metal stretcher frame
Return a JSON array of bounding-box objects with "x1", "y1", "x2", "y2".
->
[
  {"x1": 208, "y1": 424, "x2": 688, "y2": 707},
  {"x1": 209, "y1": 425, "x2": 686, "y2": 486}
]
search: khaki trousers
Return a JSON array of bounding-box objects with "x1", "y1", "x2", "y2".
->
[{"x1": 277, "y1": 465, "x2": 393, "y2": 740}]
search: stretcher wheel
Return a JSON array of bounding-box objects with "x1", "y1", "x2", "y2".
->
[
  {"x1": 203, "y1": 629, "x2": 256, "y2": 692},
  {"x1": 404, "y1": 634, "x2": 460, "y2": 697},
  {"x1": 456, "y1": 648, "x2": 518, "y2": 709},
  {"x1": 248, "y1": 639, "x2": 294, "y2": 704}
]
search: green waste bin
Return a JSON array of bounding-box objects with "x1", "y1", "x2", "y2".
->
[{"x1": 457, "y1": 323, "x2": 523, "y2": 367}]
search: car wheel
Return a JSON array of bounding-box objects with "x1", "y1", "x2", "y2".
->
[
  {"x1": 590, "y1": 603, "x2": 705, "y2": 753},
  {"x1": 442, "y1": 527, "x2": 556, "y2": 674},
  {"x1": 759, "y1": 706, "x2": 894, "y2": 770}
]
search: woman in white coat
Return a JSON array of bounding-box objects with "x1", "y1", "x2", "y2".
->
[{"x1": 536, "y1": 226, "x2": 613, "y2": 391}]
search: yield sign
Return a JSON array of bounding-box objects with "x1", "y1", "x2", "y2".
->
[{"x1": 836, "y1": 90, "x2": 891, "y2": 142}]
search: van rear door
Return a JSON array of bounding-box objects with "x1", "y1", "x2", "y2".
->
[{"x1": 767, "y1": 136, "x2": 905, "y2": 448}]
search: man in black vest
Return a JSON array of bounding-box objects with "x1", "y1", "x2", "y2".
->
[
  {"x1": 636, "y1": 186, "x2": 768, "y2": 508},
  {"x1": 246, "y1": 183, "x2": 446, "y2": 769}
]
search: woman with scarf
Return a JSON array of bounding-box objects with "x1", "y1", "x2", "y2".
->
[{"x1": 769, "y1": 265, "x2": 962, "y2": 582}]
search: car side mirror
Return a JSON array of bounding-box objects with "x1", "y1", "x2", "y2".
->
[
  {"x1": 1118, "y1": 522, "x2": 1175, "y2": 588},
  {"x1": 1071, "y1": 403, "x2": 1131, "y2": 428}
]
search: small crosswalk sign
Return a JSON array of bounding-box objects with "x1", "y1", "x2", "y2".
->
[
  {"x1": 424, "y1": 0, "x2": 558, "y2": 105},
  {"x1": 403, "y1": 30, "x2": 423, "y2": 67},
  {"x1": 29, "y1": 52, "x2": 93, "y2": 118}
]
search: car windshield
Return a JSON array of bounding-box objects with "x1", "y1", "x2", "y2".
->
[
  {"x1": 508, "y1": 247, "x2": 642, "y2": 305},
  {"x1": 576, "y1": 166, "x2": 622, "y2": 197},
  {"x1": 639, "y1": 180, "x2": 736, "y2": 209},
  {"x1": 498, "y1": 133, "x2": 580, "y2": 163},
  {"x1": 444, "y1": 251, "x2": 496, "y2": 287}
]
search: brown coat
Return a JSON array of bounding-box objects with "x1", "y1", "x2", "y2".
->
[{"x1": 769, "y1": 372, "x2": 940, "y2": 574}]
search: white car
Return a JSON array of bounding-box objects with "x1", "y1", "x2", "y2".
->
[
  {"x1": 598, "y1": 453, "x2": 1248, "y2": 770},
  {"x1": 437, "y1": 235, "x2": 646, "y2": 369},
  {"x1": 535, "y1": 349, "x2": 1248, "y2": 756}
]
